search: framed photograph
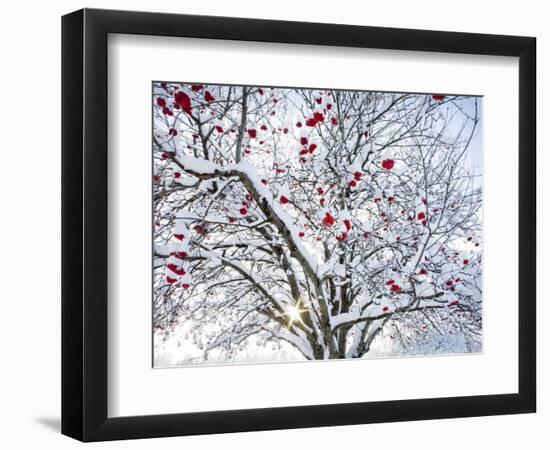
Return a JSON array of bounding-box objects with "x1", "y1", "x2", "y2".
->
[{"x1": 62, "y1": 8, "x2": 536, "y2": 442}]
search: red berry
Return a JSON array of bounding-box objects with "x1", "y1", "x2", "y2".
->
[
  {"x1": 322, "y1": 212, "x2": 335, "y2": 227},
  {"x1": 174, "y1": 91, "x2": 192, "y2": 114},
  {"x1": 390, "y1": 284, "x2": 401, "y2": 293},
  {"x1": 204, "y1": 91, "x2": 215, "y2": 102},
  {"x1": 313, "y1": 112, "x2": 324, "y2": 123},
  {"x1": 381, "y1": 159, "x2": 395, "y2": 170}
]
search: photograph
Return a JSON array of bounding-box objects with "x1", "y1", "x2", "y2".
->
[{"x1": 152, "y1": 82, "x2": 483, "y2": 367}]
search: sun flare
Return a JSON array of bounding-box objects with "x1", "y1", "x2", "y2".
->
[{"x1": 287, "y1": 305, "x2": 303, "y2": 323}]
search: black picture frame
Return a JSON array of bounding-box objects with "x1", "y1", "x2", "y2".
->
[{"x1": 62, "y1": 8, "x2": 536, "y2": 442}]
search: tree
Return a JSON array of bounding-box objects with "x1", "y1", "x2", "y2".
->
[{"x1": 152, "y1": 82, "x2": 482, "y2": 364}]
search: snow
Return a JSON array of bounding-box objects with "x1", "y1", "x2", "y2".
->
[{"x1": 175, "y1": 154, "x2": 219, "y2": 174}]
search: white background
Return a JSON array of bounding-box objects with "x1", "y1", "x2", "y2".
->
[
  {"x1": 109, "y1": 35, "x2": 516, "y2": 417},
  {"x1": 0, "y1": 0, "x2": 546, "y2": 448}
]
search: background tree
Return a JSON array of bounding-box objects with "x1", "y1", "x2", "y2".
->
[{"x1": 152, "y1": 82, "x2": 482, "y2": 364}]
